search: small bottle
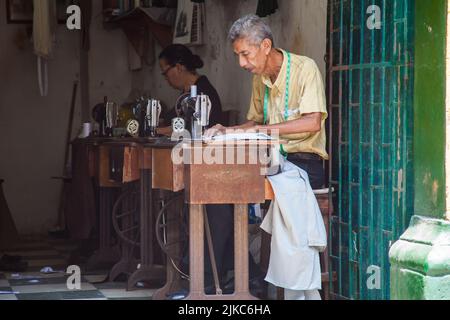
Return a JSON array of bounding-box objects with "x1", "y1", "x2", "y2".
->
[
  {"x1": 144, "y1": 99, "x2": 152, "y2": 137},
  {"x1": 190, "y1": 85, "x2": 197, "y2": 98},
  {"x1": 101, "y1": 96, "x2": 108, "y2": 137},
  {"x1": 189, "y1": 86, "x2": 202, "y2": 140}
]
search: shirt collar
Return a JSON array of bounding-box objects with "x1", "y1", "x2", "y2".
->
[{"x1": 261, "y1": 48, "x2": 288, "y2": 93}]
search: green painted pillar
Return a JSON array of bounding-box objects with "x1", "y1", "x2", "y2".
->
[{"x1": 389, "y1": 0, "x2": 450, "y2": 300}]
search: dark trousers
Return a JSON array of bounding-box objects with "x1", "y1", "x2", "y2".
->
[
  {"x1": 286, "y1": 156, "x2": 326, "y2": 190},
  {"x1": 204, "y1": 204, "x2": 234, "y2": 284},
  {"x1": 204, "y1": 204, "x2": 261, "y2": 286},
  {"x1": 182, "y1": 204, "x2": 261, "y2": 287}
]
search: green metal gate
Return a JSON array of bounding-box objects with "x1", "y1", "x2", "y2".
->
[{"x1": 327, "y1": 0, "x2": 415, "y2": 300}]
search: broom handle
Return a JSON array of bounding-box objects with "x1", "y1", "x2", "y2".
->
[
  {"x1": 63, "y1": 81, "x2": 79, "y2": 175},
  {"x1": 54, "y1": 81, "x2": 78, "y2": 231}
]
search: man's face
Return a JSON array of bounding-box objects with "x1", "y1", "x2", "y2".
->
[{"x1": 233, "y1": 38, "x2": 270, "y2": 75}]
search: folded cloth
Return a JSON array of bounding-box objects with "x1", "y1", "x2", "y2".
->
[
  {"x1": 261, "y1": 157, "x2": 327, "y2": 291},
  {"x1": 285, "y1": 289, "x2": 322, "y2": 300},
  {"x1": 33, "y1": 0, "x2": 56, "y2": 58}
]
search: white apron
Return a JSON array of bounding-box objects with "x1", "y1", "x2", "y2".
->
[{"x1": 261, "y1": 159, "x2": 327, "y2": 291}]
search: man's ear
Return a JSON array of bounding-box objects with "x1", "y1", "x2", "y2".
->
[{"x1": 261, "y1": 38, "x2": 273, "y2": 55}]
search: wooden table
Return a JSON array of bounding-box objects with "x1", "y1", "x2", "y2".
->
[
  {"x1": 152, "y1": 141, "x2": 277, "y2": 300},
  {"x1": 146, "y1": 140, "x2": 186, "y2": 300},
  {"x1": 184, "y1": 142, "x2": 271, "y2": 300},
  {"x1": 101, "y1": 140, "x2": 140, "y2": 285},
  {"x1": 81, "y1": 137, "x2": 278, "y2": 299},
  {"x1": 101, "y1": 138, "x2": 166, "y2": 290},
  {"x1": 75, "y1": 137, "x2": 122, "y2": 271}
]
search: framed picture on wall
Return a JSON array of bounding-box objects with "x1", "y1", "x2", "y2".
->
[
  {"x1": 6, "y1": 0, "x2": 34, "y2": 23},
  {"x1": 173, "y1": 0, "x2": 204, "y2": 46},
  {"x1": 6, "y1": 0, "x2": 75, "y2": 24},
  {"x1": 173, "y1": 0, "x2": 193, "y2": 44}
]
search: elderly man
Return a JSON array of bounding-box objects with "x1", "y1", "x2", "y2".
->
[
  {"x1": 207, "y1": 15, "x2": 328, "y2": 299},
  {"x1": 208, "y1": 14, "x2": 328, "y2": 190}
]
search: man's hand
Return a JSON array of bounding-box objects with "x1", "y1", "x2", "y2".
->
[{"x1": 204, "y1": 124, "x2": 227, "y2": 139}]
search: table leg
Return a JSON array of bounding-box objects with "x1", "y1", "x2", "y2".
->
[
  {"x1": 110, "y1": 184, "x2": 139, "y2": 284},
  {"x1": 153, "y1": 192, "x2": 184, "y2": 300},
  {"x1": 127, "y1": 169, "x2": 164, "y2": 290},
  {"x1": 233, "y1": 204, "x2": 258, "y2": 300},
  {"x1": 152, "y1": 255, "x2": 182, "y2": 300},
  {"x1": 86, "y1": 187, "x2": 120, "y2": 270},
  {"x1": 184, "y1": 204, "x2": 258, "y2": 300},
  {"x1": 186, "y1": 204, "x2": 205, "y2": 300}
]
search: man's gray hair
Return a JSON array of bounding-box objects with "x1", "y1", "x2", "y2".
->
[{"x1": 228, "y1": 14, "x2": 274, "y2": 46}]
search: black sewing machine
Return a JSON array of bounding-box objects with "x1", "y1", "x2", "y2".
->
[{"x1": 172, "y1": 85, "x2": 211, "y2": 140}]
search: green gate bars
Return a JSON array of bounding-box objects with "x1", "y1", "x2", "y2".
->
[{"x1": 327, "y1": 0, "x2": 415, "y2": 300}]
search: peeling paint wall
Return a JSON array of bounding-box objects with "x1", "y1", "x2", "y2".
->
[
  {"x1": 414, "y1": 0, "x2": 447, "y2": 219},
  {"x1": 389, "y1": 0, "x2": 450, "y2": 301},
  {"x1": 0, "y1": 18, "x2": 81, "y2": 235},
  {"x1": 446, "y1": 0, "x2": 450, "y2": 221},
  {"x1": 0, "y1": 1, "x2": 132, "y2": 234}
]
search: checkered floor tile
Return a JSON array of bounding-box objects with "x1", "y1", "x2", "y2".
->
[{"x1": 0, "y1": 237, "x2": 157, "y2": 300}]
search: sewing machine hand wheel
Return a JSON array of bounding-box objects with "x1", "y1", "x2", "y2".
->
[
  {"x1": 155, "y1": 193, "x2": 188, "y2": 276},
  {"x1": 112, "y1": 190, "x2": 140, "y2": 247},
  {"x1": 175, "y1": 93, "x2": 191, "y2": 118}
]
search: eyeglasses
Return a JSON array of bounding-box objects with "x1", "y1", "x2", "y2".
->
[{"x1": 161, "y1": 65, "x2": 175, "y2": 77}]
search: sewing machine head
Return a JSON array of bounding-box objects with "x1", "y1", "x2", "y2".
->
[
  {"x1": 192, "y1": 94, "x2": 212, "y2": 140},
  {"x1": 105, "y1": 101, "x2": 119, "y2": 137},
  {"x1": 145, "y1": 99, "x2": 162, "y2": 137},
  {"x1": 173, "y1": 85, "x2": 212, "y2": 140}
]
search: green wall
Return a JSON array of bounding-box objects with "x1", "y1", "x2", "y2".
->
[
  {"x1": 413, "y1": 0, "x2": 447, "y2": 219},
  {"x1": 390, "y1": 0, "x2": 450, "y2": 301}
]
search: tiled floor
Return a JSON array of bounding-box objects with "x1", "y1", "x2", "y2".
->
[{"x1": 0, "y1": 237, "x2": 158, "y2": 300}]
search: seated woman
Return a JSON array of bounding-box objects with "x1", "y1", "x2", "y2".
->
[
  {"x1": 157, "y1": 44, "x2": 224, "y2": 136},
  {"x1": 157, "y1": 44, "x2": 262, "y2": 298}
]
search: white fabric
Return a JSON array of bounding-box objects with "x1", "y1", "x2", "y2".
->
[
  {"x1": 33, "y1": 0, "x2": 56, "y2": 97},
  {"x1": 261, "y1": 158, "x2": 327, "y2": 291},
  {"x1": 33, "y1": 0, "x2": 56, "y2": 58},
  {"x1": 284, "y1": 289, "x2": 322, "y2": 300},
  {"x1": 37, "y1": 56, "x2": 48, "y2": 97}
]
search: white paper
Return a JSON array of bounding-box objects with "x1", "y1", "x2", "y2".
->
[{"x1": 208, "y1": 132, "x2": 274, "y2": 142}]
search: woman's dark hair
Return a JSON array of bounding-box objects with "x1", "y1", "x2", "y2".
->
[{"x1": 159, "y1": 44, "x2": 204, "y2": 72}]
